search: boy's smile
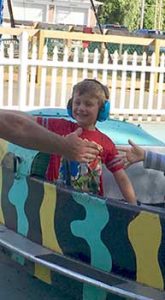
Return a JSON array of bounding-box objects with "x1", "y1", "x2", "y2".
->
[{"x1": 72, "y1": 92, "x2": 100, "y2": 130}]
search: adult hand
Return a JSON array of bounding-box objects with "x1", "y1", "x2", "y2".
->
[
  {"x1": 64, "y1": 128, "x2": 100, "y2": 162},
  {"x1": 116, "y1": 139, "x2": 145, "y2": 168}
]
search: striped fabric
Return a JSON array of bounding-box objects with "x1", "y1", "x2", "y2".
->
[{"x1": 144, "y1": 151, "x2": 165, "y2": 172}]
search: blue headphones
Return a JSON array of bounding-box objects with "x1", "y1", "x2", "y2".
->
[
  {"x1": 97, "y1": 100, "x2": 110, "y2": 122},
  {"x1": 67, "y1": 79, "x2": 110, "y2": 122}
]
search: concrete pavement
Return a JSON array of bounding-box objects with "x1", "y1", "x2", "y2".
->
[{"x1": 0, "y1": 252, "x2": 73, "y2": 300}]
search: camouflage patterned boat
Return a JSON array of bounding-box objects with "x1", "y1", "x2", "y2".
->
[{"x1": 0, "y1": 109, "x2": 165, "y2": 300}]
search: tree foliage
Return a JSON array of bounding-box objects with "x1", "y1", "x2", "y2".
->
[{"x1": 98, "y1": 0, "x2": 165, "y2": 31}]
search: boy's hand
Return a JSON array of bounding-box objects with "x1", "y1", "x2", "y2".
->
[{"x1": 64, "y1": 128, "x2": 100, "y2": 162}]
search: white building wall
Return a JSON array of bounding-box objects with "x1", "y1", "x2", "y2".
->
[
  {"x1": 55, "y1": 6, "x2": 88, "y2": 25},
  {"x1": 3, "y1": 0, "x2": 101, "y2": 25},
  {"x1": 3, "y1": 0, "x2": 47, "y2": 22}
]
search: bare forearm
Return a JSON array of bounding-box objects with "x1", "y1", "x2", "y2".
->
[
  {"x1": 118, "y1": 180, "x2": 136, "y2": 205},
  {"x1": 0, "y1": 110, "x2": 99, "y2": 162},
  {"x1": 0, "y1": 111, "x2": 66, "y2": 154},
  {"x1": 114, "y1": 170, "x2": 137, "y2": 205},
  {"x1": 1, "y1": 109, "x2": 34, "y2": 120}
]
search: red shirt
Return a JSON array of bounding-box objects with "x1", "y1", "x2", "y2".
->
[{"x1": 37, "y1": 117, "x2": 123, "y2": 195}]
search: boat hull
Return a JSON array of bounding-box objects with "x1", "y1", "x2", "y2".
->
[{"x1": 0, "y1": 165, "x2": 165, "y2": 297}]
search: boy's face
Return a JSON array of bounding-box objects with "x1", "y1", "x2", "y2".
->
[{"x1": 72, "y1": 92, "x2": 100, "y2": 130}]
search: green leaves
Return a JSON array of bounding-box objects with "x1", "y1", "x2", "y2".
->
[{"x1": 98, "y1": 0, "x2": 165, "y2": 31}]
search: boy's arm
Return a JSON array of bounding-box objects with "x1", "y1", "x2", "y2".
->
[{"x1": 113, "y1": 169, "x2": 137, "y2": 205}]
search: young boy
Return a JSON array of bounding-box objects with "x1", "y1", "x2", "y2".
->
[{"x1": 37, "y1": 79, "x2": 137, "y2": 205}]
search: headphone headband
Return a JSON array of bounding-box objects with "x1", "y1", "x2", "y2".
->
[{"x1": 82, "y1": 79, "x2": 109, "y2": 100}]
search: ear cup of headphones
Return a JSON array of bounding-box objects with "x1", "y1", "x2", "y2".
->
[
  {"x1": 67, "y1": 98, "x2": 74, "y2": 118},
  {"x1": 97, "y1": 100, "x2": 110, "y2": 122}
]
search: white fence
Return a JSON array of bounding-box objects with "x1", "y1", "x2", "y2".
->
[{"x1": 1, "y1": 31, "x2": 165, "y2": 122}]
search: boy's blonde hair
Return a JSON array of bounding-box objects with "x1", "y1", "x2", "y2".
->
[{"x1": 71, "y1": 79, "x2": 109, "y2": 107}]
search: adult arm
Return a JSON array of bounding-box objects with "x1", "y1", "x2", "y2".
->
[
  {"x1": 115, "y1": 139, "x2": 145, "y2": 168},
  {"x1": 116, "y1": 139, "x2": 165, "y2": 172},
  {"x1": 144, "y1": 150, "x2": 165, "y2": 172},
  {"x1": 0, "y1": 110, "x2": 99, "y2": 162}
]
